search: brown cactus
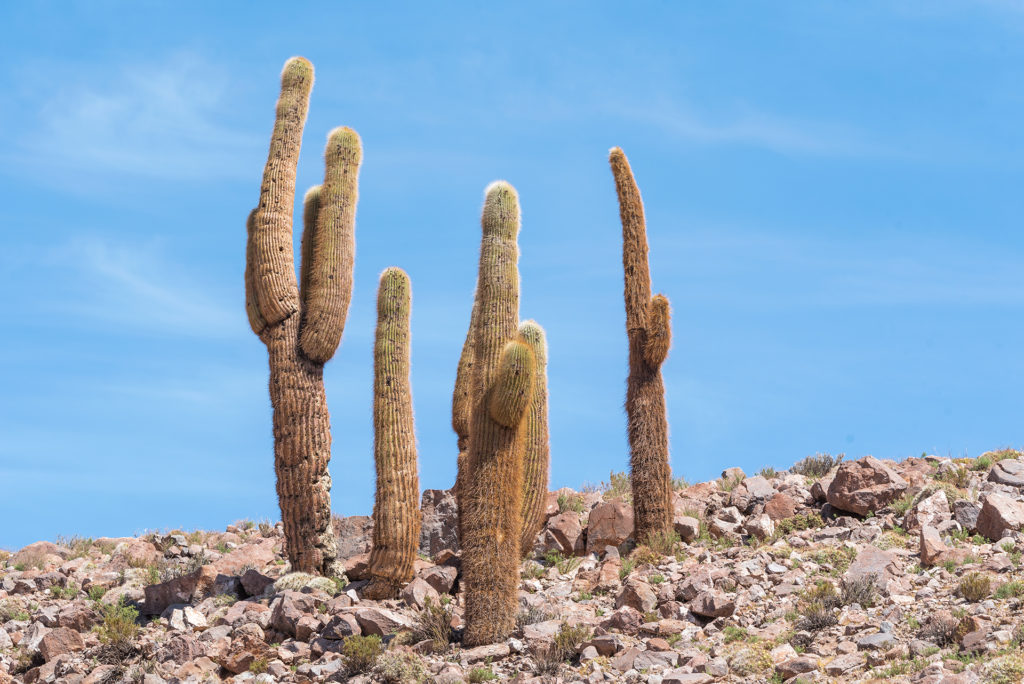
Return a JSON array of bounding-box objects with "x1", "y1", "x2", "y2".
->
[
  {"x1": 245, "y1": 57, "x2": 360, "y2": 575},
  {"x1": 462, "y1": 181, "x2": 536, "y2": 646},
  {"x1": 365, "y1": 267, "x2": 421, "y2": 599},
  {"x1": 609, "y1": 147, "x2": 674, "y2": 546},
  {"x1": 517, "y1": 320, "x2": 550, "y2": 558}
]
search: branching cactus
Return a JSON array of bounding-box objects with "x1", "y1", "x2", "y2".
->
[
  {"x1": 609, "y1": 147, "x2": 673, "y2": 546},
  {"x1": 451, "y1": 295, "x2": 478, "y2": 547},
  {"x1": 517, "y1": 320, "x2": 550, "y2": 557},
  {"x1": 365, "y1": 267, "x2": 421, "y2": 599},
  {"x1": 245, "y1": 57, "x2": 361, "y2": 575},
  {"x1": 462, "y1": 182, "x2": 536, "y2": 646}
]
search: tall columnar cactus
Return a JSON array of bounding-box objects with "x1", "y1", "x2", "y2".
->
[
  {"x1": 517, "y1": 320, "x2": 550, "y2": 557},
  {"x1": 365, "y1": 267, "x2": 421, "y2": 599},
  {"x1": 609, "y1": 147, "x2": 673, "y2": 546},
  {"x1": 451, "y1": 295, "x2": 479, "y2": 547},
  {"x1": 462, "y1": 182, "x2": 536, "y2": 647},
  {"x1": 245, "y1": 57, "x2": 361, "y2": 575}
]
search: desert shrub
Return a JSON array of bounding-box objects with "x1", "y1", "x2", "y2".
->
[
  {"x1": 531, "y1": 622, "x2": 591, "y2": 674},
  {"x1": 249, "y1": 657, "x2": 268, "y2": 674},
  {"x1": 273, "y1": 571, "x2": 338, "y2": 595},
  {"x1": 619, "y1": 557, "x2": 636, "y2": 580},
  {"x1": 642, "y1": 530, "x2": 681, "y2": 557},
  {"x1": 718, "y1": 473, "x2": 744, "y2": 492},
  {"x1": 806, "y1": 581, "x2": 841, "y2": 610},
  {"x1": 774, "y1": 512, "x2": 825, "y2": 537},
  {"x1": 840, "y1": 575, "x2": 879, "y2": 608},
  {"x1": 96, "y1": 599, "x2": 140, "y2": 661},
  {"x1": 602, "y1": 471, "x2": 632, "y2": 503},
  {"x1": 522, "y1": 561, "x2": 545, "y2": 579},
  {"x1": 372, "y1": 651, "x2": 427, "y2": 684},
  {"x1": 0, "y1": 599, "x2": 30, "y2": 622},
  {"x1": 727, "y1": 643, "x2": 773, "y2": 676},
  {"x1": 467, "y1": 667, "x2": 498, "y2": 682},
  {"x1": 995, "y1": 581, "x2": 1024, "y2": 600},
  {"x1": 918, "y1": 613, "x2": 958, "y2": 647},
  {"x1": 557, "y1": 492, "x2": 584, "y2": 514},
  {"x1": 629, "y1": 545, "x2": 661, "y2": 568},
  {"x1": 935, "y1": 465, "x2": 971, "y2": 488},
  {"x1": 796, "y1": 600, "x2": 837, "y2": 632},
  {"x1": 672, "y1": 476, "x2": 690, "y2": 490},
  {"x1": 982, "y1": 654, "x2": 1024, "y2": 684},
  {"x1": 722, "y1": 626, "x2": 751, "y2": 643},
  {"x1": 87, "y1": 586, "x2": 108, "y2": 603},
  {"x1": 791, "y1": 453, "x2": 844, "y2": 479},
  {"x1": 342, "y1": 635, "x2": 382, "y2": 674},
  {"x1": 55, "y1": 535, "x2": 94, "y2": 559},
  {"x1": 412, "y1": 596, "x2": 452, "y2": 653},
  {"x1": 517, "y1": 605, "x2": 557, "y2": 630},
  {"x1": 13, "y1": 550, "x2": 47, "y2": 572},
  {"x1": 958, "y1": 572, "x2": 991, "y2": 601},
  {"x1": 49, "y1": 583, "x2": 78, "y2": 600}
]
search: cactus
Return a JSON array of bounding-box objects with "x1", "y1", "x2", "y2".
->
[
  {"x1": 461, "y1": 182, "x2": 536, "y2": 646},
  {"x1": 245, "y1": 57, "x2": 360, "y2": 575},
  {"x1": 517, "y1": 320, "x2": 550, "y2": 557},
  {"x1": 365, "y1": 267, "x2": 421, "y2": 599},
  {"x1": 609, "y1": 147, "x2": 673, "y2": 546},
  {"x1": 452, "y1": 294, "x2": 479, "y2": 547}
]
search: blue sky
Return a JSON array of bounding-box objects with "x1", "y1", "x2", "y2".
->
[{"x1": 2, "y1": 2, "x2": 1023, "y2": 549}]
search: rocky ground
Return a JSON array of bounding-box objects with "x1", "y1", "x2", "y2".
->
[{"x1": 6, "y1": 451, "x2": 1024, "y2": 683}]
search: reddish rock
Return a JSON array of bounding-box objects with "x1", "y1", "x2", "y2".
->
[
  {"x1": 904, "y1": 490, "x2": 951, "y2": 532},
  {"x1": 920, "y1": 526, "x2": 965, "y2": 567},
  {"x1": 143, "y1": 565, "x2": 218, "y2": 615},
  {"x1": 827, "y1": 456, "x2": 908, "y2": 516},
  {"x1": 156, "y1": 634, "x2": 202, "y2": 663},
  {"x1": 113, "y1": 539, "x2": 160, "y2": 568},
  {"x1": 419, "y1": 488, "x2": 459, "y2": 557},
  {"x1": 343, "y1": 553, "x2": 371, "y2": 580},
  {"x1": 673, "y1": 515, "x2": 701, "y2": 543},
  {"x1": 213, "y1": 537, "x2": 278, "y2": 575},
  {"x1": 689, "y1": 590, "x2": 735, "y2": 618},
  {"x1": 543, "y1": 512, "x2": 584, "y2": 556},
  {"x1": 219, "y1": 623, "x2": 267, "y2": 674},
  {"x1": 764, "y1": 493, "x2": 797, "y2": 521},
  {"x1": 777, "y1": 656, "x2": 819, "y2": 679},
  {"x1": 332, "y1": 515, "x2": 373, "y2": 559},
  {"x1": 270, "y1": 591, "x2": 316, "y2": 636},
  {"x1": 977, "y1": 493, "x2": 1024, "y2": 541},
  {"x1": 418, "y1": 564, "x2": 458, "y2": 595},
  {"x1": 57, "y1": 603, "x2": 98, "y2": 632},
  {"x1": 615, "y1": 580, "x2": 657, "y2": 612},
  {"x1": 239, "y1": 568, "x2": 274, "y2": 597},
  {"x1": 401, "y1": 577, "x2": 439, "y2": 610},
  {"x1": 355, "y1": 606, "x2": 414, "y2": 636},
  {"x1": 600, "y1": 606, "x2": 643, "y2": 634},
  {"x1": 38, "y1": 628, "x2": 84, "y2": 662},
  {"x1": 988, "y1": 459, "x2": 1024, "y2": 487},
  {"x1": 322, "y1": 612, "x2": 361, "y2": 639},
  {"x1": 587, "y1": 502, "x2": 634, "y2": 553}
]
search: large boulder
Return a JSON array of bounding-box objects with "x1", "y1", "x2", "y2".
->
[
  {"x1": 729, "y1": 476, "x2": 775, "y2": 514},
  {"x1": 826, "y1": 456, "x2": 908, "y2": 516},
  {"x1": 332, "y1": 515, "x2": 373, "y2": 559},
  {"x1": 988, "y1": 460, "x2": 1024, "y2": 488},
  {"x1": 977, "y1": 493, "x2": 1024, "y2": 541},
  {"x1": 542, "y1": 512, "x2": 584, "y2": 556},
  {"x1": 904, "y1": 489, "x2": 951, "y2": 532},
  {"x1": 586, "y1": 502, "x2": 634, "y2": 553},
  {"x1": 419, "y1": 489, "x2": 458, "y2": 557}
]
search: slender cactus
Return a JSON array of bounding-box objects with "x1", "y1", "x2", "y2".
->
[
  {"x1": 462, "y1": 181, "x2": 536, "y2": 646},
  {"x1": 517, "y1": 320, "x2": 549, "y2": 557},
  {"x1": 365, "y1": 267, "x2": 421, "y2": 599},
  {"x1": 609, "y1": 147, "x2": 673, "y2": 546},
  {"x1": 245, "y1": 57, "x2": 360, "y2": 575}
]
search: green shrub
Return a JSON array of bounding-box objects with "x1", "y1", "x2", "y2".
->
[
  {"x1": 602, "y1": 471, "x2": 632, "y2": 503},
  {"x1": 642, "y1": 530, "x2": 680, "y2": 557},
  {"x1": 372, "y1": 651, "x2": 427, "y2": 683},
  {"x1": 791, "y1": 453, "x2": 843, "y2": 479},
  {"x1": 342, "y1": 635, "x2": 382, "y2": 673},
  {"x1": 796, "y1": 600, "x2": 837, "y2": 632},
  {"x1": 958, "y1": 572, "x2": 991, "y2": 601},
  {"x1": 557, "y1": 492, "x2": 584, "y2": 514},
  {"x1": 840, "y1": 575, "x2": 878, "y2": 608},
  {"x1": 412, "y1": 595, "x2": 452, "y2": 653},
  {"x1": 805, "y1": 581, "x2": 841, "y2": 610},
  {"x1": 774, "y1": 513, "x2": 825, "y2": 537},
  {"x1": 467, "y1": 667, "x2": 498, "y2": 682},
  {"x1": 97, "y1": 599, "x2": 140, "y2": 659},
  {"x1": 0, "y1": 600, "x2": 30, "y2": 622},
  {"x1": 995, "y1": 581, "x2": 1024, "y2": 599}
]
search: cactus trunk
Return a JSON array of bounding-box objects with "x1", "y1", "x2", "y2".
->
[
  {"x1": 462, "y1": 182, "x2": 536, "y2": 646},
  {"x1": 246, "y1": 57, "x2": 360, "y2": 576},
  {"x1": 609, "y1": 147, "x2": 673, "y2": 546},
  {"x1": 517, "y1": 320, "x2": 549, "y2": 558},
  {"x1": 365, "y1": 268, "x2": 421, "y2": 598}
]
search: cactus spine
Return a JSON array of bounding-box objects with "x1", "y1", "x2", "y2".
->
[
  {"x1": 365, "y1": 267, "x2": 421, "y2": 599},
  {"x1": 609, "y1": 147, "x2": 673, "y2": 546},
  {"x1": 517, "y1": 320, "x2": 550, "y2": 557},
  {"x1": 462, "y1": 182, "x2": 536, "y2": 646},
  {"x1": 245, "y1": 57, "x2": 361, "y2": 575}
]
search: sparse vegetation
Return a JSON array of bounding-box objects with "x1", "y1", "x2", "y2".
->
[
  {"x1": 557, "y1": 491, "x2": 584, "y2": 514},
  {"x1": 96, "y1": 599, "x2": 140, "y2": 661},
  {"x1": 958, "y1": 572, "x2": 992, "y2": 601},
  {"x1": 796, "y1": 600, "x2": 838, "y2": 631},
  {"x1": 467, "y1": 667, "x2": 498, "y2": 682},
  {"x1": 412, "y1": 595, "x2": 453, "y2": 653},
  {"x1": 791, "y1": 453, "x2": 843, "y2": 479},
  {"x1": 840, "y1": 575, "x2": 878, "y2": 607},
  {"x1": 342, "y1": 635, "x2": 383, "y2": 674}
]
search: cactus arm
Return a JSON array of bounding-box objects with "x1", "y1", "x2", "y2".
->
[
  {"x1": 452, "y1": 293, "x2": 479, "y2": 546},
  {"x1": 609, "y1": 146, "x2": 652, "y2": 335},
  {"x1": 244, "y1": 210, "x2": 268, "y2": 337},
  {"x1": 516, "y1": 320, "x2": 550, "y2": 558},
  {"x1": 251, "y1": 57, "x2": 313, "y2": 326},
  {"x1": 300, "y1": 127, "x2": 361, "y2": 363},
  {"x1": 298, "y1": 185, "x2": 322, "y2": 307},
  {"x1": 487, "y1": 340, "x2": 535, "y2": 428},
  {"x1": 366, "y1": 267, "x2": 420, "y2": 599},
  {"x1": 643, "y1": 294, "x2": 671, "y2": 367}
]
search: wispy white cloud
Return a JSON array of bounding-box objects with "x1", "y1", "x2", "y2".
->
[
  {"x1": 0, "y1": 52, "x2": 259, "y2": 182},
  {"x1": 45, "y1": 236, "x2": 243, "y2": 338}
]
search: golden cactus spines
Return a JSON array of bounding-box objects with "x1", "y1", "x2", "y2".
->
[
  {"x1": 300, "y1": 127, "x2": 361, "y2": 363},
  {"x1": 609, "y1": 146, "x2": 674, "y2": 546},
  {"x1": 251, "y1": 56, "x2": 313, "y2": 326},
  {"x1": 365, "y1": 267, "x2": 421, "y2": 599},
  {"x1": 244, "y1": 58, "x2": 359, "y2": 576},
  {"x1": 452, "y1": 294, "x2": 479, "y2": 547},
  {"x1": 462, "y1": 181, "x2": 536, "y2": 647},
  {"x1": 516, "y1": 319, "x2": 549, "y2": 557}
]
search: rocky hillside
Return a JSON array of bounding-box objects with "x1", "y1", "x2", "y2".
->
[{"x1": 4, "y1": 450, "x2": 1024, "y2": 683}]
